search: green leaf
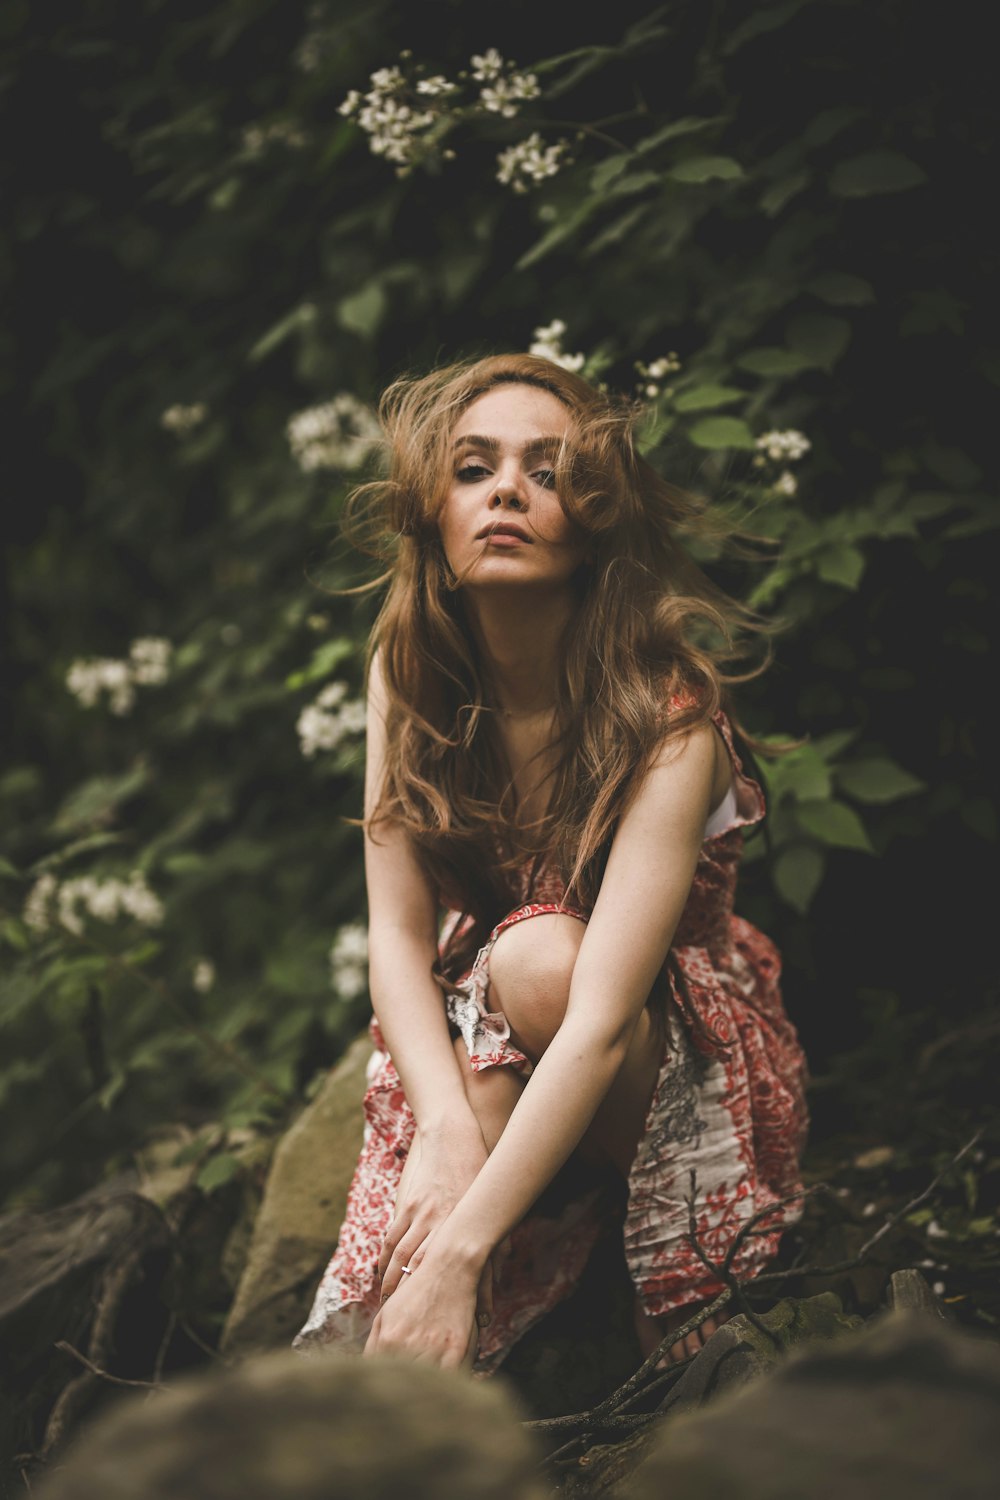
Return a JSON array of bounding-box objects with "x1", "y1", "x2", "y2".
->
[
  {"x1": 284, "y1": 638, "x2": 355, "y2": 691},
  {"x1": 801, "y1": 106, "x2": 867, "y2": 149},
  {"x1": 829, "y1": 150, "x2": 927, "y2": 197},
  {"x1": 773, "y1": 845, "x2": 825, "y2": 913},
  {"x1": 517, "y1": 194, "x2": 601, "y2": 270},
  {"x1": 590, "y1": 154, "x2": 628, "y2": 191},
  {"x1": 336, "y1": 283, "x2": 386, "y2": 337},
  {"x1": 786, "y1": 314, "x2": 851, "y2": 369},
  {"x1": 674, "y1": 384, "x2": 745, "y2": 412},
  {"x1": 816, "y1": 543, "x2": 866, "y2": 589},
  {"x1": 795, "y1": 800, "x2": 874, "y2": 852},
  {"x1": 0, "y1": 856, "x2": 22, "y2": 879},
  {"x1": 1, "y1": 918, "x2": 29, "y2": 952},
  {"x1": 722, "y1": 0, "x2": 813, "y2": 54},
  {"x1": 759, "y1": 169, "x2": 810, "y2": 217},
  {"x1": 668, "y1": 156, "x2": 743, "y2": 184},
  {"x1": 51, "y1": 766, "x2": 152, "y2": 837},
  {"x1": 837, "y1": 758, "x2": 925, "y2": 803},
  {"x1": 688, "y1": 416, "x2": 756, "y2": 450},
  {"x1": 634, "y1": 116, "x2": 722, "y2": 154},
  {"x1": 807, "y1": 271, "x2": 875, "y2": 306},
  {"x1": 737, "y1": 347, "x2": 816, "y2": 377},
  {"x1": 246, "y1": 302, "x2": 316, "y2": 365},
  {"x1": 196, "y1": 1152, "x2": 242, "y2": 1193}
]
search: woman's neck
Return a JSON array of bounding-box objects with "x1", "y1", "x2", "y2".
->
[{"x1": 463, "y1": 587, "x2": 575, "y2": 717}]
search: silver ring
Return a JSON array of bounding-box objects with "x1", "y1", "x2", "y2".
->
[{"x1": 401, "y1": 1264, "x2": 413, "y2": 1275}]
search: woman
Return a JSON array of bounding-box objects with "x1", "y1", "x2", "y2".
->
[{"x1": 294, "y1": 353, "x2": 809, "y2": 1373}]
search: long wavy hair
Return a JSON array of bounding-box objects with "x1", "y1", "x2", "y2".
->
[{"x1": 342, "y1": 353, "x2": 772, "y2": 975}]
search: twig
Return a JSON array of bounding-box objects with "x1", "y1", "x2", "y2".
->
[
  {"x1": 753, "y1": 1129, "x2": 984, "y2": 1287},
  {"x1": 528, "y1": 1135, "x2": 979, "y2": 1467},
  {"x1": 53, "y1": 1343, "x2": 166, "y2": 1393},
  {"x1": 39, "y1": 1198, "x2": 168, "y2": 1459},
  {"x1": 683, "y1": 1171, "x2": 780, "y2": 1348}
]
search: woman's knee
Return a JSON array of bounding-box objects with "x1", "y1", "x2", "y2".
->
[{"x1": 488, "y1": 913, "x2": 585, "y2": 1059}]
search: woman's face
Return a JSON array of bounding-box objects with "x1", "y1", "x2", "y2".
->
[{"x1": 438, "y1": 384, "x2": 589, "y2": 592}]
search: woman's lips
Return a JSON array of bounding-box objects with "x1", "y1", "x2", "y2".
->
[
  {"x1": 477, "y1": 523, "x2": 532, "y2": 544},
  {"x1": 483, "y1": 531, "x2": 530, "y2": 546}
]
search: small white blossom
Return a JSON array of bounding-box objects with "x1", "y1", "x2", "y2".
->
[
  {"x1": 926, "y1": 1219, "x2": 948, "y2": 1239},
  {"x1": 755, "y1": 429, "x2": 811, "y2": 463},
  {"x1": 338, "y1": 90, "x2": 363, "y2": 117},
  {"x1": 242, "y1": 121, "x2": 309, "y2": 156},
  {"x1": 470, "y1": 49, "x2": 504, "y2": 82},
  {"x1": 297, "y1": 680, "x2": 366, "y2": 758},
  {"x1": 480, "y1": 72, "x2": 539, "y2": 117},
  {"x1": 932, "y1": 1281, "x2": 946, "y2": 1296},
  {"x1": 416, "y1": 75, "x2": 458, "y2": 97},
  {"x1": 49, "y1": 870, "x2": 164, "y2": 936},
  {"x1": 773, "y1": 470, "x2": 798, "y2": 497},
  {"x1": 286, "y1": 395, "x2": 381, "y2": 473},
  {"x1": 160, "y1": 403, "x2": 208, "y2": 435},
  {"x1": 529, "y1": 317, "x2": 586, "y2": 373},
  {"x1": 861, "y1": 1201, "x2": 878, "y2": 1218},
  {"x1": 23, "y1": 873, "x2": 58, "y2": 933},
  {"x1": 67, "y1": 638, "x2": 171, "y2": 714},
  {"x1": 497, "y1": 132, "x2": 569, "y2": 192},
  {"x1": 66, "y1": 659, "x2": 136, "y2": 716},
  {"x1": 129, "y1": 637, "x2": 172, "y2": 685},
  {"x1": 193, "y1": 959, "x2": 216, "y2": 993},
  {"x1": 330, "y1": 921, "x2": 369, "y2": 1000}
]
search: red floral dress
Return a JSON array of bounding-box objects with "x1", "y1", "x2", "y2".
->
[{"x1": 293, "y1": 710, "x2": 810, "y2": 1373}]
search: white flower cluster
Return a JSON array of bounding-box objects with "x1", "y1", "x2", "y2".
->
[
  {"x1": 338, "y1": 51, "x2": 553, "y2": 185},
  {"x1": 329, "y1": 921, "x2": 369, "y2": 1000},
  {"x1": 242, "y1": 120, "x2": 309, "y2": 156},
  {"x1": 192, "y1": 958, "x2": 216, "y2": 994},
  {"x1": 753, "y1": 429, "x2": 811, "y2": 498},
  {"x1": 160, "y1": 403, "x2": 207, "y2": 435},
  {"x1": 338, "y1": 65, "x2": 437, "y2": 169},
  {"x1": 66, "y1": 637, "x2": 172, "y2": 716},
  {"x1": 23, "y1": 869, "x2": 164, "y2": 936},
  {"x1": 296, "y1": 680, "x2": 366, "y2": 758},
  {"x1": 496, "y1": 132, "x2": 569, "y2": 192},
  {"x1": 473, "y1": 51, "x2": 540, "y2": 117},
  {"x1": 529, "y1": 319, "x2": 586, "y2": 374},
  {"x1": 756, "y1": 429, "x2": 811, "y2": 462},
  {"x1": 634, "y1": 353, "x2": 682, "y2": 398},
  {"x1": 286, "y1": 394, "x2": 381, "y2": 473}
]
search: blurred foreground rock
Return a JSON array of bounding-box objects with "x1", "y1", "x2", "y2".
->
[
  {"x1": 36, "y1": 1349, "x2": 544, "y2": 1500},
  {"x1": 221, "y1": 1032, "x2": 372, "y2": 1357},
  {"x1": 629, "y1": 1312, "x2": 1000, "y2": 1500}
]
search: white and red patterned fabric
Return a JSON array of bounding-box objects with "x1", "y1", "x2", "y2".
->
[{"x1": 294, "y1": 708, "x2": 810, "y2": 1373}]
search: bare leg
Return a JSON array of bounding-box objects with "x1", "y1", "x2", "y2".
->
[{"x1": 486, "y1": 912, "x2": 732, "y2": 1364}]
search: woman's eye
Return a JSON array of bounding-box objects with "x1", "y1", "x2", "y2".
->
[
  {"x1": 456, "y1": 464, "x2": 491, "y2": 483},
  {"x1": 533, "y1": 469, "x2": 557, "y2": 489}
]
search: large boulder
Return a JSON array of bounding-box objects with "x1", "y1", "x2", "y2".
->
[
  {"x1": 628, "y1": 1312, "x2": 1000, "y2": 1500},
  {"x1": 36, "y1": 1348, "x2": 544, "y2": 1500},
  {"x1": 221, "y1": 1032, "x2": 372, "y2": 1357}
]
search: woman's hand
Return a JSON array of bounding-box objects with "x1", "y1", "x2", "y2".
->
[
  {"x1": 377, "y1": 1122, "x2": 490, "y2": 1304},
  {"x1": 365, "y1": 1244, "x2": 483, "y2": 1369}
]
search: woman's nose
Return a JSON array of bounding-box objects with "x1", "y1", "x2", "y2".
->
[{"x1": 490, "y1": 472, "x2": 525, "y2": 509}]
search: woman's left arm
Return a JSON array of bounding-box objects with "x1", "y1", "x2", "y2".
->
[{"x1": 366, "y1": 722, "x2": 723, "y2": 1368}]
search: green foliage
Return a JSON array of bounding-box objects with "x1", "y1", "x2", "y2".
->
[{"x1": 2, "y1": 0, "x2": 994, "y2": 1208}]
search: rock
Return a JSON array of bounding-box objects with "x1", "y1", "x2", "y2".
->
[
  {"x1": 629, "y1": 1314, "x2": 1000, "y2": 1500},
  {"x1": 221, "y1": 1032, "x2": 373, "y2": 1357},
  {"x1": 35, "y1": 1349, "x2": 545, "y2": 1500},
  {"x1": 657, "y1": 1291, "x2": 863, "y2": 1418},
  {"x1": 887, "y1": 1267, "x2": 949, "y2": 1317}
]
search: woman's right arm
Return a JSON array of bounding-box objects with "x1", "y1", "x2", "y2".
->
[{"x1": 363, "y1": 649, "x2": 489, "y2": 1294}]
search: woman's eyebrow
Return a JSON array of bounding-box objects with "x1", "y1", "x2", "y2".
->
[{"x1": 452, "y1": 434, "x2": 563, "y2": 456}]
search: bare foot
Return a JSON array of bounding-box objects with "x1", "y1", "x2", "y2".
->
[{"x1": 633, "y1": 1296, "x2": 732, "y2": 1365}]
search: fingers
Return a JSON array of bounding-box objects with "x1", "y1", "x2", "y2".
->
[{"x1": 380, "y1": 1236, "x2": 426, "y2": 1302}]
